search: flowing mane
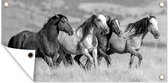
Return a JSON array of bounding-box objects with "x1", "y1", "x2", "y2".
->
[
  {"x1": 124, "y1": 16, "x2": 156, "y2": 36},
  {"x1": 42, "y1": 14, "x2": 68, "y2": 30},
  {"x1": 77, "y1": 15, "x2": 98, "y2": 42},
  {"x1": 106, "y1": 17, "x2": 115, "y2": 41},
  {"x1": 41, "y1": 15, "x2": 59, "y2": 30}
]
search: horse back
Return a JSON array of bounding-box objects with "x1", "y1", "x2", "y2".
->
[
  {"x1": 8, "y1": 30, "x2": 33, "y2": 48},
  {"x1": 21, "y1": 32, "x2": 37, "y2": 50}
]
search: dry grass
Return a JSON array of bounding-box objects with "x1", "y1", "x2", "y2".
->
[{"x1": 34, "y1": 47, "x2": 167, "y2": 82}]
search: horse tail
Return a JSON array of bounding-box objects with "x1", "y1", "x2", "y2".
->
[{"x1": 8, "y1": 36, "x2": 15, "y2": 48}]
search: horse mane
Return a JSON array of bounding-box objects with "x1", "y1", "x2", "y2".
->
[
  {"x1": 124, "y1": 17, "x2": 151, "y2": 36},
  {"x1": 106, "y1": 17, "x2": 114, "y2": 41},
  {"x1": 41, "y1": 14, "x2": 68, "y2": 30},
  {"x1": 98, "y1": 16, "x2": 116, "y2": 41},
  {"x1": 57, "y1": 14, "x2": 68, "y2": 21},
  {"x1": 41, "y1": 15, "x2": 59, "y2": 31},
  {"x1": 77, "y1": 15, "x2": 97, "y2": 42}
]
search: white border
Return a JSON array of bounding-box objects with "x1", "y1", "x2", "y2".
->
[{"x1": 0, "y1": 0, "x2": 167, "y2": 83}]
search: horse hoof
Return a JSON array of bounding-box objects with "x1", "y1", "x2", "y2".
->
[{"x1": 48, "y1": 63, "x2": 53, "y2": 68}]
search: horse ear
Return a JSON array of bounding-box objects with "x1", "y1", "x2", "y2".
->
[
  {"x1": 146, "y1": 14, "x2": 150, "y2": 19},
  {"x1": 146, "y1": 12, "x2": 154, "y2": 19},
  {"x1": 107, "y1": 16, "x2": 112, "y2": 26},
  {"x1": 55, "y1": 14, "x2": 59, "y2": 18},
  {"x1": 92, "y1": 11, "x2": 97, "y2": 16},
  {"x1": 92, "y1": 9, "x2": 101, "y2": 16},
  {"x1": 107, "y1": 15, "x2": 111, "y2": 21}
]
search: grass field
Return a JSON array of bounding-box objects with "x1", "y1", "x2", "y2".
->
[
  {"x1": 2, "y1": 0, "x2": 167, "y2": 82},
  {"x1": 34, "y1": 47, "x2": 167, "y2": 82}
]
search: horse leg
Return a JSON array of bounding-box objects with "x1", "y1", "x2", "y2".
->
[
  {"x1": 129, "y1": 49, "x2": 143, "y2": 68},
  {"x1": 74, "y1": 54, "x2": 85, "y2": 68},
  {"x1": 92, "y1": 48, "x2": 98, "y2": 68},
  {"x1": 97, "y1": 55, "x2": 103, "y2": 65},
  {"x1": 61, "y1": 54, "x2": 69, "y2": 66},
  {"x1": 129, "y1": 54, "x2": 135, "y2": 68},
  {"x1": 104, "y1": 56, "x2": 111, "y2": 67},
  {"x1": 82, "y1": 49, "x2": 93, "y2": 70},
  {"x1": 106, "y1": 49, "x2": 114, "y2": 55},
  {"x1": 52, "y1": 51, "x2": 59, "y2": 67},
  {"x1": 56, "y1": 56, "x2": 62, "y2": 67},
  {"x1": 98, "y1": 48, "x2": 111, "y2": 67},
  {"x1": 85, "y1": 59, "x2": 90, "y2": 69},
  {"x1": 57, "y1": 49, "x2": 69, "y2": 66},
  {"x1": 44, "y1": 55, "x2": 53, "y2": 67},
  {"x1": 66, "y1": 54, "x2": 74, "y2": 65},
  {"x1": 136, "y1": 53, "x2": 143, "y2": 68}
]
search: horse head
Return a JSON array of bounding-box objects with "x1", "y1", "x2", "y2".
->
[
  {"x1": 94, "y1": 12, "x2": 109, "y2": 34},
  {"x1": 56, "y1": 14, "x2": 73, "y2": 36},
  {"x1": 147, "y1": 15, "x2": 160, "y2": 39},
  {"x1": 107, "y1": 17, "x2": 122, "y2": 37},
  {"x1": 49, "y1": 14, "x2": 73, "y2": 36}
]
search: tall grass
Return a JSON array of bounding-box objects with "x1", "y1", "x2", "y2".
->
[{"x1": 34, "y1": 47, "x2": 167, "y2": 82}]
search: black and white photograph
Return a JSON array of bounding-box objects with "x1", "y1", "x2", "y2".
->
[{"x1": 2, "y1": 0, "x2": 167, "y2": 82}]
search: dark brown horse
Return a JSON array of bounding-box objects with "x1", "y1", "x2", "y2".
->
[
  {"x1": 8, "y1": 14, "x2": 73, "y2": 67},
  {"x1": 57, "y1": 13, "x2": 109, "y2": 69}
]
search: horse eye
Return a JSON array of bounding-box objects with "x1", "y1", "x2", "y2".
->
[
  {"x1": 97, "y1": 19, "x2": 101, "y2": 21},
  {"x1": 61, "y1": 20, "x2": 66, "y2": 23}
]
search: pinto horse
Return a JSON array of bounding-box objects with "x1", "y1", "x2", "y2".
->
[
  {"x1": 8, "y1": 14, "x2": 73, "y2": 67},
  {"x1": 99, "y1": 15, "x2": 160, "y2": 68},
  {"x1": 57, "y1": 13, "x2": 109, "y2": 69},
  {"x1": 73, "y1": 17, "x2": 122, "y2": 68}
]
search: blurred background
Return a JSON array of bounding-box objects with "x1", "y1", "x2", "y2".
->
[
  {"x1": 2, "y1": 0, "x2": 167, "y2": 82},
  {"x1": 2, "y1": 0, "x2": 167, "y2": 47}
]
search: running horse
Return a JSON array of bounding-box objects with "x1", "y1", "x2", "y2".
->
[
  {"x1": 100, "y1": 15, "x2": 160, "y2": 68},
  {"x1": 57, "y1": 13, "x2": 109, "y2": 69},
  {"x1": 8, "y1": 14, "x2": 73, "y2": 67},
  {"x1": 73, "y1": 16, "x2": 122, "y2": 68}
]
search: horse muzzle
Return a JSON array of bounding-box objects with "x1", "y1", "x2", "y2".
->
[
  {"x1": 152, "y1": 30, "x2": 160, "y2": 39},
  {"x1": 68, "y1": 30, "x2": 73, "y2": 36},
  {"x1": 154, "y1": 32, "x2": 160, "y2": 39},
  {"x1": 104, "y1": 26, "x2": 109, "y2": 34},
  {"x1": 118, "y1": 31, "x2": 123, "y2": 37}
]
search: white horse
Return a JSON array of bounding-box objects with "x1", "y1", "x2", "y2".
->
[{"x1": 58, "y1": 13, "x2": 109, "y2": 69}]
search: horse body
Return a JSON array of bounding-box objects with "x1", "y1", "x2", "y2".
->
[
  {"x1": 59, "y1": 26, "x2": 98, "y2": 54},
  {"x1": 105, "y1": 15, "x2": 160, "y2": 68},
  {"x1": 58, "y1": 31, "x2": 80, "y2": 54},
  {"x1": 8, "y1": 14, "x2": 73, "y2": 67},
  {"x1": 108, "y1": 33, "x2": 126, "y2": 53}
]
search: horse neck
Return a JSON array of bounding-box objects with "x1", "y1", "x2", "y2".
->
[
  {"x1": 130, "y1": 29, "x2": 148, "y2": 41},
  {"x1": 78, "y1": 25, "x2": 94, "y2": 42},
  {"x1": 38, "y1": 25, "x2": 59, "y2": 42},
  {"x1": 75, "y1": 27, "x2": 83, "y2": 39},
  {"x1": 106, "y1": 26, "x2": 113, "y2": 41},
  {"x1": 141, "y1": 30, "x2": 148, "y2": 40}
]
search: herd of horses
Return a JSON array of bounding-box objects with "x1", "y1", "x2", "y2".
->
[{"x1": 8, "y1": 12, "x2": 160, "y2": 70}]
